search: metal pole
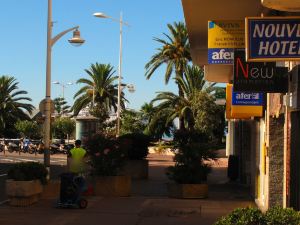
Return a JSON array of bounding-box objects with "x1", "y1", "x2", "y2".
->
[
  {"x1": 62, "y1": 84, "x2": 65, "y2": 100},
  {"x1": 44, "y1": 0, "x2": 52, "y2": 178},
  {"x1": 92, "y1": 85, "x2": 95, "y2": 107},
  {"x1": 116, "y1": 12, "x2": 123, "y2": 137}
]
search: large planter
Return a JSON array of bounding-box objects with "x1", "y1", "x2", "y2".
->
[
  {"x1": 6, "y1": 179, "x2": 43, "y2": 206},
  {"x1": 167, "y1": 182, "x2": 208, "y2": 199},
  {"x1": 94, "y1": 175, "x2": 131, "y2": 197},
  {"x1": 120, "y1": 160, "x2": 149, "y2": 179}
]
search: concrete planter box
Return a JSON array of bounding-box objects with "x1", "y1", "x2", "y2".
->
[
  {"x1": 120, "y1": 160, "x2": 149, "y2": 179},
  {"x1": 6, "y1": 179, "x2": 43, "y2": 206},
  {"x1": 167, "y1": 183, "x2": 208, "y2": 199},
  {"x1": 94, "y1": 175, "x2": 131, "y2": 197}
]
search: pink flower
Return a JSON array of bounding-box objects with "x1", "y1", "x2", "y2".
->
[
  {"x1": 95, "y1": 152, "x2": 101, "y2": 157},
  {"x1": 103, "y1": 148, "x2": 110, "y2": 155}
]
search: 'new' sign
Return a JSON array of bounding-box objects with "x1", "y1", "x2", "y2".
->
[{"x1": 234, "y1": 49, "x2": 288, "y2": 93}]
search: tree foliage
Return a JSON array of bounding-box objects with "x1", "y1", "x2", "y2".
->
[
  {"x1": 120, "y1": 110, "x2": 146, "y2": 135},
  {"x1": 15, "y1": 120, "x2": 41, "y2": 139},
  {"x1": 148, "y1": 65, "x2": 215, "y2": 136},
  {"x1": 145, "y1": 22, "x2": 191, "y2": 84},
  {"x1": 145, "y1": 22, "x2": 191, "y2": 129},
  {"x1": 52, "y1": 117, "x2": 75, "y2": 139},
  {"x1": 191, "y1": 91, "x2": 225, "y2": 143},
  {"x1": 73, "y1": 63, "x2": 127, "y2": 117},
  {"x1": 53, "y1": 97, "x2": 71, "y2": 116},
  {"x1": 0, "y1": 76, "x2": 34, "y2": 137}
]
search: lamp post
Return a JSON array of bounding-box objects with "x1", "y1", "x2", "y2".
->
[
  {"x1": 44, "y1": 0, "x2": 84, "y2": 176},
  {"x1": 93, "y1": 12, "x2": 129, "y2": 137},
  {"x1": 52, "y1": 81, "x2": 73, "y2": 100}
]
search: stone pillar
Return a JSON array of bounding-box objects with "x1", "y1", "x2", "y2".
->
[
  {"x1": 268, "y1": 114, "x2": 284, "y2": 207},
  {"x1": 75, "y1": 120, "x2": 83, "y2": 140}
]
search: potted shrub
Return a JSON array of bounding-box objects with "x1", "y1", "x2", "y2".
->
[
  {"x1": 166, "y1": 130, "x2": 216, "y2": 198},
  {"x1": 214, "y1": 206, "x2": 300, "y2": 225},
  {"x1": 6, "y1": 162, "x2": 48, "y2": 206},
  {"x1": 214, "y1": 207, "x2": 265, "y2": 225},
  {"x1": 86, "y1": 133, "x2": 131, "y2": 197},
  {"x1": 118, "y1": 133, "x2": 151, "y2": 179}
]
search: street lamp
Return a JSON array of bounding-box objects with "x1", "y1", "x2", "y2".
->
[
  {"x1": 44, "y1": 0, "x2": 84, "y2": 176},
  {"x1": 52, "y1": 81, "x2": 73, "y2": 99},
  {"x1": 93, "y1": 11, "x2": 129, "y2": 137}
]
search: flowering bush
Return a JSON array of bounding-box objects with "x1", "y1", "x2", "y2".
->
[{"x1": 85, "y1": 133, "x2": 126, "y2": 176}]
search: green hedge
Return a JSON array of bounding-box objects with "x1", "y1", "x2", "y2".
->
[
  {"x1": 7, "y1": 162, "x2": 48, "y2": 185},
  {"x1": 214, "y1": 206, "x2": 300, "y2": 225}
]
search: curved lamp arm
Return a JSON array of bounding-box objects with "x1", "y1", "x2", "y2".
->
[{"x1": 51, "y1": 26, "x2": 79, "y2": 47}]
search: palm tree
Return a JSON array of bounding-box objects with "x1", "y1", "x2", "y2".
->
[
  {"x1": 149, "y1": 65, "x2": 213, "y2": 132},
  {"x1": 73, "y1": 63, "x2": 126, "y2": 117},
  {"x1": 53, "y1": 97, "x2": 71, "y2": 116},
  {"x1": 0, "y1": 76, "x2": 34, "y2": 136},
  {"x1": 145, "y1": 22, "x2": 191, "y2": 128},
  {"x1": 145, "y1": 22, "x2": 191, "y2": 86},
  {"x1": 140, "y1": 102, "x2": 155, "y2": 124}
]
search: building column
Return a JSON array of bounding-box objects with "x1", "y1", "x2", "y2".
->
[{"x1": 268, "y1": 114, "x2": 284, "y2": 207}]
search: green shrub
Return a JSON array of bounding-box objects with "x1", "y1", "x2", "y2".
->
[
  {"x1": 214, "y1": 207, "x2": 264, "y2": 225},
  {"x1": 118, "y1": 133, "x2": 151, "y2": 160},
  {"x1": 166, "y1": 130, "x2": 217, "y2": 184},
  {"x1": 214, "y1": 206, "x2": 300, "y2": 225},
  {"x1": 264, "y1": 206, "x2": 300, "y2": 225},
  {"x1": 7, "y1": 162, "x2": 48, "y2": 185}
]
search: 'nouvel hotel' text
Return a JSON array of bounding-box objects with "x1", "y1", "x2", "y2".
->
[{"x1": 246, "y1": 17, "x2": 300, "y2": 61}]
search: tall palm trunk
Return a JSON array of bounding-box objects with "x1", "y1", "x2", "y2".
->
[{"x1": 176, "y1": 69, "x2": 185, "y2": 131}]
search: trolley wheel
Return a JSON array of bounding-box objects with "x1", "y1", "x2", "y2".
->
[{"x1": 79, "y1": 198, "x2": 88, "y2": 209}]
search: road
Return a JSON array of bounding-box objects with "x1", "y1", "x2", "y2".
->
[{"x1": 0, "y1": 152, "x2": 68, "y2": 203}]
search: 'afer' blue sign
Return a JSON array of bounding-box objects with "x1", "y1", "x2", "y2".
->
[
  {"x1": 208, "y1": 48, "x2": 234, "y2": 64},
  {"x1": 232, "y1": 91, "x2": 263, "y2": 106},
  {"x1": 246, "y1": 17, "x2": 300, "y2": 61}
]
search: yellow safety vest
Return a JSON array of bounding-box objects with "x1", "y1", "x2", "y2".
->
[{"x1": 69, "y1": 147, "x2": 86, "y2": 173}]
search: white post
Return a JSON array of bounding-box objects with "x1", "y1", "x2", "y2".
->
[
  {"x1": 116, "y1": 12, "x2": 123, "y2": 137},
  {"x1": 44, "y1": 0, "x2": 52, "y2": 176},
  {"x1": 44, "y1": 0, "x2": 82, "y2": 178}
]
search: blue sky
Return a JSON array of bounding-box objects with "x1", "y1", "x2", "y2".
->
[{"x1": 0, "y1": 0, "x2": 184, "y2": 110}]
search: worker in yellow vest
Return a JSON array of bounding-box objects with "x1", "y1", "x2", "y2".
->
[{"x1": 68, "y1": 139, "x2": 87, "y2": 174}]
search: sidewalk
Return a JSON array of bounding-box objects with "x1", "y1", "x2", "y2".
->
[{"x1": 0, "y1": 152, "x2": 254, "y2": 225}]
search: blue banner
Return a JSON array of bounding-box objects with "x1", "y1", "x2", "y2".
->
[
  {"x1": 246, "y1": 17, "x2": 300, "y2": 61},
  {"x1": 208, "y1": 48, "x2": 234, "y2": 64},
  {"x1": 232, "y1": 91, "x2": 263, "y2": 106}
]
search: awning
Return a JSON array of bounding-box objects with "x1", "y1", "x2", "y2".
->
[{"x1": 262, "y1": 0, "x2": 300, "y2": 12}]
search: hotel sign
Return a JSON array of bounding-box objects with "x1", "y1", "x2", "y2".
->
[
  {"x1": 234, "y1": 49, "x2": 288, "y2": 93},
  {"x1": 246, "y1": 17, "x2": 300, "y2": 61},
  {"x1": 208, "y1": 20, "x2": 244, "y2": 64}
]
